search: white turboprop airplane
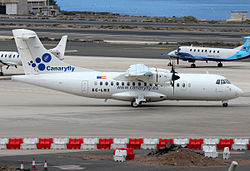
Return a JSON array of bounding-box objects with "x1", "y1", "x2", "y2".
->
[
  {"x1": 168, "y1": 37, "x2": 250, "y2": 68},
  {"x1": 12, "y1": 29, "x2": 243, "y2": 107},
  {"x1": 0, "y1": 35, "x2": 68, "y2": 76}
]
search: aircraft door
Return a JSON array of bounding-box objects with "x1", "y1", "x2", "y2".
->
[{"x1": 81, "y1": 80, "x2": 88, "y2": 94}]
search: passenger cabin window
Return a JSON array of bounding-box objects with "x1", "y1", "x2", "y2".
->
[
  {"x1": 194, "y1": 49, "x2": 196, "y2": 52},
  {"x1": 213, "y1": 50, "x2": 216, "y2": 53},
  {"x1": 127, "y1": 82, "x2": 130, "y2": 86},
  {"x1": 190, "y1": 49, "x2": 192, "y2": 52},
  {"x1": 217, "y1": 51, "x2": 219, "y2": 53},
  {"x1": 197, "y1": 49, "x2": 200, "y2": 52},
  {"x1": 205, "y1": 50, "x2": 207, "y2": 52},
  {"x1": 144, "y1": 82, "x2": 147, "y2": 86},
  {"x1": 105, "y1": 82, "x2": 108, "y2": 86},
  {"x1": 116, "y1": 82, "x2": 119, "y2": 86},
  {"x1": 100, "y1": 82, "x2": 103, "y2": 86},
  {"x1": 201, "y1": 50, "x2": 204, "y2": 52},
  {"x1": 121, "y1": 82, "x2": 125, "y2": 86},
  {"x1": 209, "y1": 50, "x2": 212, "y2": 53},
  {"x1": 111, "y1": 82, "x2": 114, "y2": 86},
  {"x1": 138, "y1": 82, "x2": 141, "y2": 86},
  {"x1": 132, "y1": 82, "x2": 135, "y2": 86},
  {"x1": 177, "y1": 83, "x2": 180, "y2": 87}
]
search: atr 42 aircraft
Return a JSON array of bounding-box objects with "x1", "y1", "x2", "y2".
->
[
  {"x1": 12, "y1": 29, "x2": 243, "y2": 107},
  {"x1": 168, "y1": 37, "x2": 250, "y2": 68},
  {"x1": 0, "y1": 35, "x2": 68, "y2": 76}
]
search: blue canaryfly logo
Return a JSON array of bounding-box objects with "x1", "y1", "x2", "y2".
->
[{"x1": 28, "y1": 53, "x2": 75, "y2": 72}]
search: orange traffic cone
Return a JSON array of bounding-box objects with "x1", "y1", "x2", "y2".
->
[
  {"x1": 20, "y1": 161, "x2": 24, "y2": 171},
  {"x1": 32, "y1": 158, "x2": 36, "y2": 168},
  {"x1": 44, "y1": 160, "x2": 48, "y2": 170}
]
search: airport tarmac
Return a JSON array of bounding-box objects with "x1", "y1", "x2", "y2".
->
[
  {"x1": 0, "y1": 56, "x2": 249, "y2": 137},
  {"x1": 1, "y1": 150, "x2": 250, "y2": 171},
  {"x1": 1, "y1": 18, "x2": 250, "y2": 30},
  {"x1": 0, "y1": 26, "x2": 248, "y2": 43}
]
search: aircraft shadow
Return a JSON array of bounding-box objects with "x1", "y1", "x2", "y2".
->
[
  {"x1": 176, "y1": 65, "x2": 250, "y2": 69},
  {"x1": 2, "y1": 103, "x2": 248, "y2": 108}
]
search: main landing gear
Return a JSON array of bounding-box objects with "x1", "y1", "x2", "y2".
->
[
  {"x1": 131, "y1": 97, "x2": 146, "y2": 108},
  {"x1": 217, "y1": 62, "x2": 223, "y2": 67},
  {"x1": 191, "y1": 63, "x2": 196, "y2": 68},
  {"x1": 131, "y1": 101, "x2": 142, "y2": 108}
]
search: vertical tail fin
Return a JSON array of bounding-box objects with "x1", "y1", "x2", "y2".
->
[
  {"x1": 241, "y1": 36, "x2": 250, "y2": 53},
  {"x1": 49, "y1": 35, "x2": 68, "y2": 60},
  {"x1": 13, "y1": 29, "x2": 91, "y2": 75}
]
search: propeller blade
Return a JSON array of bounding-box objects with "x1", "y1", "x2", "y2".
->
[{"x1": 172, "y1": 74, "x2": 180, "y2": 81}]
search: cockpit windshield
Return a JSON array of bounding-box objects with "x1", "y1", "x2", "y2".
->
[{"x1": 216, "y1": 79, "x2": 231, "y2": 85}]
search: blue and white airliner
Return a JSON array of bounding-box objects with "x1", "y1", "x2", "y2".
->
[{"x1": 168, "y1": 37, "x2": 250, "y2": 68}]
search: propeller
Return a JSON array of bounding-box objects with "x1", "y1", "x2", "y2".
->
[{"x1": 170, "y1": 61, "x2": 180, "y2": 96}]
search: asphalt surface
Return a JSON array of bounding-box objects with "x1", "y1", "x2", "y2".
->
[
  {"x1": 1, "y1": 39, "x2": 250, "y2": 61},
  {"x1": 0, "y1": 26, "x2": 248, "y2": 43},
  {"x1": 0, "y1": 40, "x2": 178, "y2": 59},
  {"x1": 0, "y1": 57, "x2": 249, "y2": 137},
  {"x1": 1, "y1": 18, "x2": 250, "y2": 30},
  {"x1": 1, "y1": 150, "x2": 250, "y2": 171}
]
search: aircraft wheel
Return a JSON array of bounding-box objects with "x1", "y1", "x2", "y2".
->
[
  {"x1": 0, "y1": 72, "x2": 3, "y2": 76},
  {"x1": 218, "y1": 63, "x2": 223, "y2": 67},
  {"x1": 191, "y1": 64, "x2": 196, "y2": 68},
  {"x1": 131, "y1": 101, "x2": 141, "y2": 108},
  {"x1": 222, "y1": 103, "x2": 228, "y2": 107}
]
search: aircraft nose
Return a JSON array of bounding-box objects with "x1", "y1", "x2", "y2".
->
[
  {"x1": 235, "y1": 86, "x2": 244, "y2": 97},
  {"x1": 168, "y1": 51, "x2": 175, "y2": 56}
]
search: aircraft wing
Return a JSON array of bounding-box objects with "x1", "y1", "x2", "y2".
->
[{"x1": 125, "y1": 64, "x2": 153, "y2": 78}]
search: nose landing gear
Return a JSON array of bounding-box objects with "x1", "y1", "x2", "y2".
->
[
  {"x1": 222, "y1": 101, "x2": 228, "y2": 107},
  {"x1": 0, "y1": 67, "x2": 3, "y2": 76}
]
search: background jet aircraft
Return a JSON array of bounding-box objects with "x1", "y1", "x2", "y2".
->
[
  {"x1": 168, "y1": 37, "x2": 250, "y2": 68},
  {"x1": 12, "y1": 29, "x2": 243, "y2": 107},
  {"x1": 0, "y1": 35, "x2": 68, "y2": 76}
]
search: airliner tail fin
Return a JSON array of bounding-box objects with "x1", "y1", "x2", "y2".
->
[{"x1": 12, "y1": 29, "x2": 91, "y2": 75}]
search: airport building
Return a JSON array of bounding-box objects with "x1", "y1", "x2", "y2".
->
[
  {"x1": 227, "y1": 11, "x2": 249, "y2": 22},
  {"x1": 0, "y1": 0, "x2": 59, "y2": 15}
]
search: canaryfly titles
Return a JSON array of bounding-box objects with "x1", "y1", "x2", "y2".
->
[{"x1": 46, "y1": 66, "x2": 75, "y2": 72}]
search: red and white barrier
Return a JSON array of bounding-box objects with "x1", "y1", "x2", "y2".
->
[
  {"x1": 21, "y1": 138, "x2": 38, "y2": 150},
  {"x1": 0, "y1": 137, "x2": 249, "y2": 152},
  {"x1": 141, "y1": 138, "x2": 159, "y2": 150},
  {"x1": 111, "y1": 138, "x2": 129, "y2": 149},
  {"x1": 174, "y1": 138, "x2": 189, "y2": 147},
  {"x1": 232, "y1": 138, "x2": 248, "y2": 150},
  {"x1": 0, "y1": 138, "x2": 8, "y2": 150},
  {"x1": 52, "y1": 138, "x2": 69, "y2": 150},
  {"x1": 82, "y1": 138, "x2": 98, "y2": 150}
]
